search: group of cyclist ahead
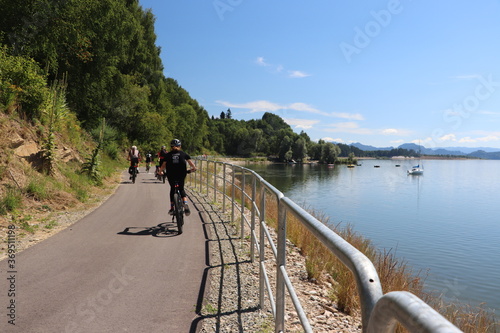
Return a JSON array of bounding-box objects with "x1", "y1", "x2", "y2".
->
[{"x1": 127, "y1": 139, "x2": 196, "y2": 216}]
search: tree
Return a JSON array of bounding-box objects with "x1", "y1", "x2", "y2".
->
[
  {"x1": 278, "y1": 136, "x2": 293, "y2": 161},
  {"x1": 320, "y1": 142, "x2": 340, "y2": 164},
  {"x1": 292, "y1": 137, "x2": 307, "y2": 162}
]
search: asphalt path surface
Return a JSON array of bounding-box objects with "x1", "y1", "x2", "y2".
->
[{"x1": 0, "y1": 170, "x2": 208, "y2": 333}]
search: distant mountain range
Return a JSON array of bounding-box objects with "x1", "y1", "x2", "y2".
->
[{"x1": 348, "y1": 142, "x2": 500, "y2": 160}]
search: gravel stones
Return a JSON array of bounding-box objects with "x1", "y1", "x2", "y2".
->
[{"x1": 190, "y1": 190, "x2": 362, "y2": 332}]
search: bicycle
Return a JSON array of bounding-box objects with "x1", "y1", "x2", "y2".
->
[
  {"x1": 145, "y1": 153, "x2": 153, "y2": 173},
  {"x1": 129, "y1": 163, "x2": 138, "y2": 184},
  {"x1": 169, "y1": 170, "x2": 193, "y2": 235},
  {"x1": 156, "y1": 165, "x2": 166, "y2": 183}
]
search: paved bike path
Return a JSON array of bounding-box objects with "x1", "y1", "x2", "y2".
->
[{"x1": 0, "y1": 171, "x2": 207, "y2": 333}]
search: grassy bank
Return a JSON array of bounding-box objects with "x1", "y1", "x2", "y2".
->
[{"x1": 0, "y1": 112, "x2": 123, "y2": 258}]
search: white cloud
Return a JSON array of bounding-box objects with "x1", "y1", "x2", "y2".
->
[
  {"x1": 216, "y1": 100, "x2": 282, "y2": 113},
  {"x1": 283, "y1": 118, "x2": 319, "y2": 130},
  {"x1": 439, "y1": 133, "x2": 457, "y2": 142},
  {"x1": 255, "y1": 57, "x2": 310, "y2": 78},
  {"x1": 331, "y1": 112, "x2": 364, "y2": 121},
  {"x1": 288, "y1": 70, "x2": 311, "y2": 78},
  {"x1": 381, "y1": 128, "x2": 398, "y2": 135},
  {"x1": 322, "y1": 137, "x2": 344, "y2": 143},
  {"x1": 325, "y1": 122, "x2": 373, "y2": 135},
  {"x1": 458, "y1": 137, "x2": 476, "y2": 143},
  {"x1": 216, "y1": 100, "x2": 367, "y2": 123},
  {"x1": 430, "y1": 132, "x2": 500, "y2": 145},
  {"x1": 458, "y1": 135, "x2": 500, "y2": 143},
  {"x1": 255, "y1": 57, "x2": 269, "y2": 66},
  {"x1": 287, "y1": 102, "x2": 320, "y2": 113},
  {"x1": 216, "y1": 100, "x2": 323, "y2": 115}
]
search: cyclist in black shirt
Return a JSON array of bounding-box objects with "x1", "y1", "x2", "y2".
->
[
  {"x1": 159, "y1": 139, "x2": 196, "y2": 215},
  {"x1": 156, "y1": 145, "x2": 168, "y2": 178}
]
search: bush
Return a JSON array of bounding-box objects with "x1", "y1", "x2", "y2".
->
[{"x1": 0, "y1": 46, "x2": 49, "y2": 119}]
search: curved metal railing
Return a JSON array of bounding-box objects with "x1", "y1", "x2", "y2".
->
[{"x1": 188, "y1": 158, "x2": 461, "y2": 333}]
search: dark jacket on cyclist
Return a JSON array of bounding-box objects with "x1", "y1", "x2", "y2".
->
[
  {"x1": 158, "y1": 146, "x2": 168, "y2": 167},
  {"x1": 164, "y1": 149, "x2": 191, "y2": 201}
]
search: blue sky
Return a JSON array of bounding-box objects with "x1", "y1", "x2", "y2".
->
[{"x1": 139, "y1": 0, "x2": 500, "y2": 149}]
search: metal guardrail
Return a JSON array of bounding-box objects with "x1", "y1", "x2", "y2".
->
[{"x1": 188, "y1": 158, "x2": 462, "y2": 333}]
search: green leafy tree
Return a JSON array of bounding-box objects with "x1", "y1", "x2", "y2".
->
[
  {"x1": 292, "y1": 137, "x2": 307, "y2": 162},
  {"x1": 320, "y1": 142, "x2": 340, "y2": 164},
  {"x1": 278, "y1": 135, "x2": 293, "y2": 161},
  {"x1": 0, "y1": 46, "x2": 48, "y2": 118}
]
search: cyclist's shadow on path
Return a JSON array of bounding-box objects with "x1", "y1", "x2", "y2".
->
[{"x1": 117, "y1": 222, "x2": 180, "y2": 237}]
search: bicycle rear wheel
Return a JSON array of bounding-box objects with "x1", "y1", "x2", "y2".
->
[
  {"x1": 132, "y1": 168, "x2": 136, "y2": 183},
  {"x1": 173, "y1": 193, "x2": 184, "y2": 234}
]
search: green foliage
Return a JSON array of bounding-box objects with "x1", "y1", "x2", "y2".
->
[
  {"x1": 81, "y1": 118, "x2": 106, "y2": 184},
  {"x1": 2, "y1": 0, "x2": 333, "y2": 160},
  {"x1": 25, "y1": 180, "x2": 49, "y2": 200},
  {"x1": 91, "y1": 122, "x2": 120, "y2": 159},
  {"x1": 81, "y1": 147, "x2": 101, "y2": 184},
  {"x1": 320, "y1": 142, "x2": 340, "y2": 164},
  {"x1": 0, "y1": 187, "x2": 23, "y2": 215},
  {"x1": 292, "y1": 137, "x2": 307, "y2": 162},
  {"x1": 0, "y1": 46, "x2": 49, "y2": 118},
  {"x1": 44, "y1": 220, "x2": 58, "y2": 229},
  {"x1": 63, "y1": 169, "x2": 90, "y2": 203},
  {"x1": 40, "y1": 77, "x2": 69, "y2": 175}
]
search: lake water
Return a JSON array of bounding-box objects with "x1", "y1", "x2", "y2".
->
[{"x1": 244, "y1": 159, "x2": 500, "y2": 314}]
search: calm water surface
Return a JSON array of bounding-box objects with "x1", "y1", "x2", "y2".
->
[{"x1": 245, "y1": 159, "x2": 500, "y2": 313}]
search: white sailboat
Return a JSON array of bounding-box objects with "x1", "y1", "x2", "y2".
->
[
  {"x1": 407, "y1": 164, "x2": 423, "y2": 175},
  {"x1": 408, "y1": 142, "x2": 424, "y2": 175}
]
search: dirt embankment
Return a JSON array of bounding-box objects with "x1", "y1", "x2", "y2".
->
[{"x1": 0, "y1": 113, "x2": 119, "y2": 260}]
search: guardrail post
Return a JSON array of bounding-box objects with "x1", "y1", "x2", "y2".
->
[
  {"x1": 222, "y1": 163, "x2": 227, "y2": 213},
  {"x1": 240, "y1": 169, "x2": 246, "y2": 239},
  {"x1": 250, "y1": 174, "x2": 256, "y2": 262},
  {"x1": 231, "y1": 166, "x2": 235, "y2": 224},
  {"x1": 259, "y1": 186, "x2": 266, "y2": 310},
  {"x1": 276, "y1": 199, "x2": 287, "y2": 333},
  {"x1": 213, "y1": 162, "x2": 217, "y2": 202},
  {"x1": 189, "y1": 160, "x2": 198, "y2": 188},
  {"x1": 206, "y1": 161, "x2": 210, "y2": 194},
  {"x1": 198, "y1": 159, "x2": 203, "y2": 193}
]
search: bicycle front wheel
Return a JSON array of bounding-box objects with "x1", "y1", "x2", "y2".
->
[{"x1": 173, "y1": 193, "x2": 183, "y2": 234}]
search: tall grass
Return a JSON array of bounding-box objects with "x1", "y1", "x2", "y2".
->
[
  {"x1": 0, "y1": 187, "x2": 23, "y2": 215},
  {"x1": 25, "y1": 179, "x2": 51, "y2": 201},
  {"x1": 205, "y1": 162, "x2": 498, "y2": 332}
]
